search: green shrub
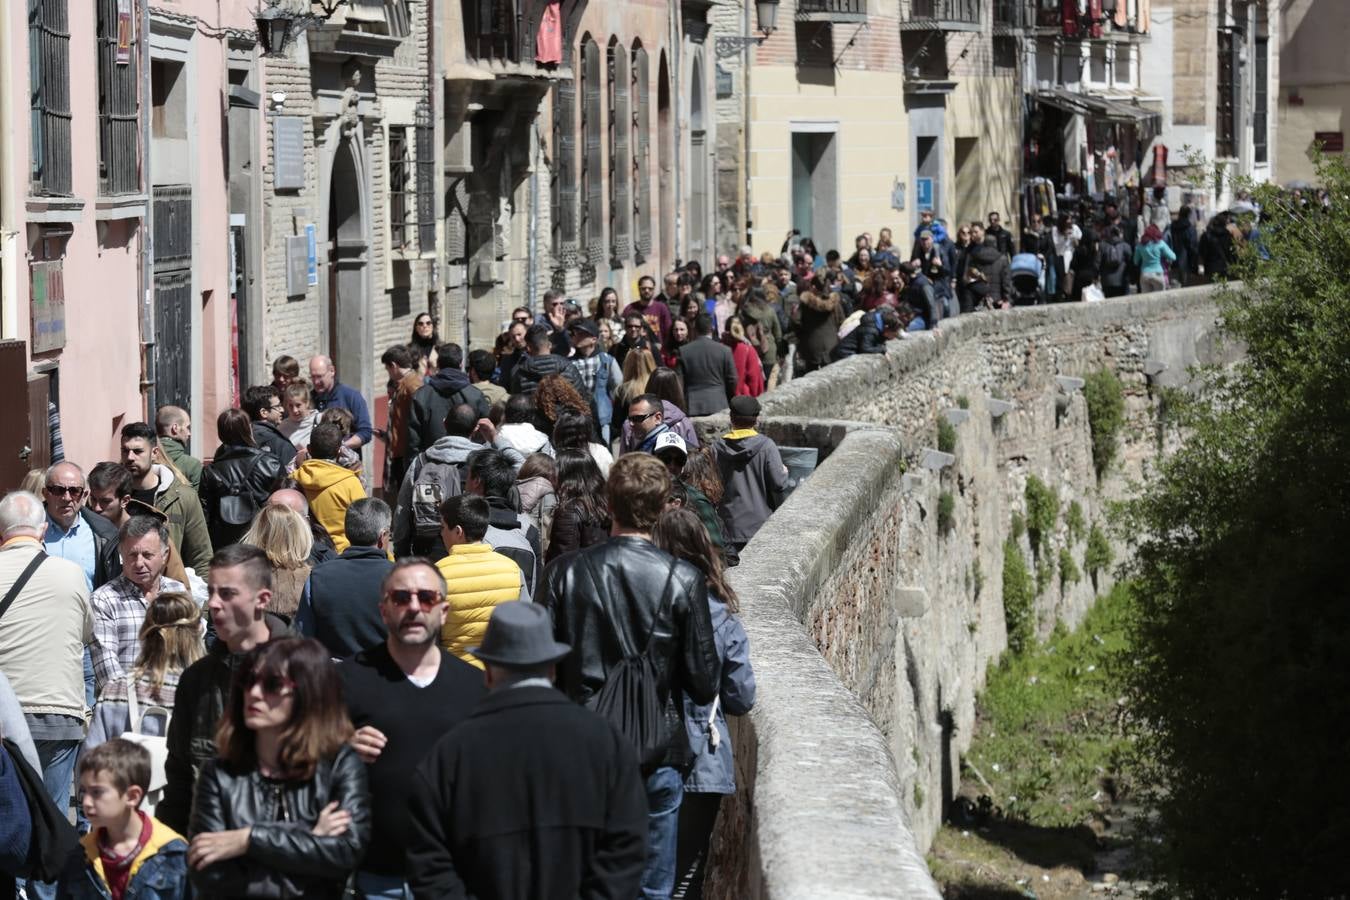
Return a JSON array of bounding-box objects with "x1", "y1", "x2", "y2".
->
[
  {"x1": 1035, "y1": 554, "x2": 1055, "y2": 595},
  {"x1": 1066, "y1": 500, "x2": 1087, "y2": 543},
  {"x1": 972, "y1": 559, "x2": 984, "y2": 599},
  {"x1": 956, "y1": 394, "x2": 970, "y2": 410},
  {"x1": 1002, "y1": 537, "x2": 1034, "y2": 655},
  {"x1": 937, "y1": 418, "x2": 958, "y2": 455},
  {"x1": 1084, "y1": 368, "x2": 1125, "y2": 479},
  {"x1": 1024, "y1": 475, "x2": 1057, "y2": 557},
  {"x1": 937, "y1": 491, "x2": 955, "y2": 535},
  {"x1": 1084, "y1": 524, "x2": 1113, "y2": 588},
  {"x1": 1010, "y1": 511, "x2": 1026, "y2": 540},
  {"x1": 1059, "y1": 547, "x2": 1081, "y2": 589}
]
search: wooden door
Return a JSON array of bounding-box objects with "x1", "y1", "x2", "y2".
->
[{"x1": 0, "y1": 341, "x2": 36, "y2": 490}]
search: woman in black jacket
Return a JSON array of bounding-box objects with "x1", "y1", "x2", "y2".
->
[
  {"x1": 545, "y1": 448, "x2": 611, "y2": 562},
  {"x1": 200, "y1": 409, "x2": 283, "y2": 548},
  {"x1": 187, "y1": 637, "x2": 370, "y2": 899}
]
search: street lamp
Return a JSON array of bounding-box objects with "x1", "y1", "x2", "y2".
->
[
  {"x1": 715, "y1": 0, "x2": 780, "y2": 60},
  {"x1": 254, "y1": 0, "x2": 349, "y2": 57}
]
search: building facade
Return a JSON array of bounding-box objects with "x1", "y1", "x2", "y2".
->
[
  {"x1": 0, "y1": 0, "x2": 257, "y2": 479},
  {"x1": 1276, "y1": 0, "x2": 1345, "y2": 185}
]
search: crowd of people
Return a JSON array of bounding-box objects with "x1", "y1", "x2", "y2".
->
[{"x1": 1, "y1": 186, "x2": 1265, "y2": 898}]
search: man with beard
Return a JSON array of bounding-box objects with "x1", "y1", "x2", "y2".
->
[{"x1": 341, "y1": 559, "x2": 486, "y2": 899}]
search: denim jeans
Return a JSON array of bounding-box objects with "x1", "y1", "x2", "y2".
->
[
  {"x1": 641, "y1": 766, "x2": 684, "y2": 900},
  {"x1": 352, "y1": 870, "x2": 412, "y2": 899},
  {"x1": 26, "y1": 738, "x2": 80, "y2": 900}
]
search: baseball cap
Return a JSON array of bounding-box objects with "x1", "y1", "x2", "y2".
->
[
  {"x1": 653, "y1": 431, "x2": 688, "y2": 461},
  {"x1": 567, "y1": 318, "x2": 599, "y2": 338}
]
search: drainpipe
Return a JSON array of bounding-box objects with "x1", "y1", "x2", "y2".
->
[
  {"x1": 141, "y1": 0, "x2": 156, "y2": 419},
  {"x1": 0, "y1": 4, "x2": 17, "y2": 339},
  {"x1": 528, "y1": 124, "x2": 539, "y2": 309},
  {"x1": 671, "y1": 0, "x2": 682, "y2": 268},
  {"x1": 742, "y1": 0, "x2": 752, "y2": 249}
]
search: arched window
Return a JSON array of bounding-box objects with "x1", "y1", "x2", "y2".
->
[
  {"x1": 631, "y1": 42, "x2": 651, "y2": 263},
  {"x1": 608, "y1": 38, "x2": 630, "y2": 267},
  {"x1": 580, "y1": 36, "x2": 604, "y2": 266}
]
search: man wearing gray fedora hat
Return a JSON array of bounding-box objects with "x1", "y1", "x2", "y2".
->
[{"x1": 406, "y1": 602, "x2": 648, "y2": 900}]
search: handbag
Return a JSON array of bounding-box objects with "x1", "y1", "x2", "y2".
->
[
  {"x1": 1082, "y1": 282, "x2": 1106, "y2": 303},
  {"x1": 121, "y1": 679, "x2": 172, "y2": 814},
  {"x1": 3, "y1": 737, "x2": 79, "y2": 882}
]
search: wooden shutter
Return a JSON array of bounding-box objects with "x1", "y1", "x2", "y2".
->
[
  {"x1": 633, "y1": 47, "x2": 651, "y2": 262},
  {"x1": 609, "y1": 46, "x2": 630, "y2": 266},
  {"x1": 582, "y1": 40, "x2": 604, "y2": 267}
]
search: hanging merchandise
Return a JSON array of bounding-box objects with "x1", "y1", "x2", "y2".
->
[
  {"x1": 536, "y1": 2, "x2": 563, "y2": 65},
  {"x1": 1151, "y1": 144, "x2": 1168, "y2": 186},
  {"x1": 1103, "y1": 146, "x2": 1119, "y2": 197},
  {"x1": 1062, "y1": 0, "x2": 1080, "y2": 37},
  {"x1": 1089, "y1": 0, "x2": 1104, "y2": 38}
]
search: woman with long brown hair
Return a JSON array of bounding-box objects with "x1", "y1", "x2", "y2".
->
[
  {"x1": 545, "y1": 448, "x2": 611, "y2": 562},
  {"x1": 651, "y1": 508, "x2": 755, "y2": 900},
  {"x1": 187, "y1": 637, "x2": 370, "y2": 897}
]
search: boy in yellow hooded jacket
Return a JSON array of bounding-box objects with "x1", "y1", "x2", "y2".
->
[{"x1": 292, "y1": 423, "x2": 366, "y2": 552}]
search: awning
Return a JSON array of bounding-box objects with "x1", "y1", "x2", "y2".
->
[{"x1": 1035, "y1": 88, "x2": 1162, "y2": 133}]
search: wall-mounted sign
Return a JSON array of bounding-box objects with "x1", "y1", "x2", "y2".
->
[
  {"x1": 116, "y1": 0, "x2": 133, "y2": 64},
  {"x1": 891, "y1": 180, "x2": 906, "y2": 211},
  {"x1": 716, "y1": 65, "x2": 733, "y2": 99},
  {"x1": 274, "y1": 117, "x2": 306, "y2": 191},
  {"x1": 916, "y1": 177, "x2": 934, "y2": 211},
  {"x1": 1315, "y1": 131, "x2": 1344, "y2": 153},
  {"x1": 305, "y1": 223, "x2": 318, "y2": 286},
  {"x1": 30, "y1": 261, "x2": 66, "y2": 354},
  {"x1": 286, "y1": 235, "x2": 309, "y2": 297}
]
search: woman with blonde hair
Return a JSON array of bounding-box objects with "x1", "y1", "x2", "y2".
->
[
  {"x1": 613, "y1": 347, "x2": 657, "y2": 412},
  {"x1": 84, "y1": 592, "x2": 204, "y2": 751},
  {"x1": 241, "y1": 505, "x2": 313, "y2": 621}
]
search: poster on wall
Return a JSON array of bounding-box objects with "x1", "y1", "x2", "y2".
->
[{"x1": 116, "y1": 0, "x2": 133, "y2": 64}]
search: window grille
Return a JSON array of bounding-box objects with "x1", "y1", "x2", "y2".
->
[
  {"x1": 416, "y1": 103, "x2": 436, "y2": 252},
  {"x1": 632, "y1": 45, "x2": 651, "y2": 262},
  {"x1": 551, "y1": 80, "x2": 579, "y2": 262},
  {"x1": 389, "y1": 127, "x2": 412, "y2": 250},
  {"x1": 1253, "y1": 37, "x2": 1268, "y2": 165},
  {"x1": 29, "y1": 0, "x2": 72, "y2": 196},
  {"x1": 96, "y1": 0, "x2": 139, "y2": 195},
  {"x1": 581, "y1": 38, "x2": 604, "y2": 266},
  {"x1": 608, "y1": 42, "x2": 630, "y2": 267},
  {"x1": 1216, "y1": 29, "x2": 1236, "y2": 158}
]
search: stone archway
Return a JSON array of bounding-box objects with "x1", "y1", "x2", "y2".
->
[{"x1": 324, "y1": 133, "x2": 371, "y2": 395}]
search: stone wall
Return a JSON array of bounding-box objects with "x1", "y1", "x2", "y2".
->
[{"x1": 705, "y1": 288, "x2": 1233, "y2": 897}]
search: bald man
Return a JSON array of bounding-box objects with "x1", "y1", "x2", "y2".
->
[
  {"x1": 268, "y1": 488, "x2": 338, "y2": 565},
  {"x1": 308, "y1": 355, "x2": 372, "y2": 450},
  {"x1": 154, "y1": 405, "x2": 202, "y2": 491},
  {"x1": 41, "y1": 461, "x2": 121, "y2": 591}
]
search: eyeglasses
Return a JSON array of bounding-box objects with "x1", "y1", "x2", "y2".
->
[
  {"x1": 385, "y1": 588, "x2": 444, "y2": 607},
  {"x1": 512, "y1": 315, "x2": 531, "y2": 324},
  {"x1": 267, "y1": 404, "x2": 284, "y2": 413},
  {"x1": 45, "y1": 484, "x2": 84, "y2": 498},
  {"x1": 243, "y1": 670, "x2": 294, "y2": 696},
  {"x1": 626, "y1": 410, "x2": 658, "y2": 425}
]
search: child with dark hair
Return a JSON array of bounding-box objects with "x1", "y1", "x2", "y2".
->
[{"x1": 293, "y1": 424, "x2": 367, "y2": 553}]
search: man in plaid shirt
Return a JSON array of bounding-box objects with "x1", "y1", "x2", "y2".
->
[{"x1": 89, "y1": 515, "x2": 186, "y2": 694}]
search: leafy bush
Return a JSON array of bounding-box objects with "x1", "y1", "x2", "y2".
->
[
  {"x1": 937, "y1": 491, "x2": 955, "y2": 535},
  {"x1": 1084, "y1": 524, "x2": 1113, "y2": 589},
  {"x1": 1059, "y1": 547, "x2": 1081, "y2": 589},
  {"x1": 1010, "y1": 511, "x2": 1026, "y2": 540},
  {"x1": 1002, "y1": 537, "x2": 1034, "y2": 655},
  {"x1": 956, "y1": 394, "x2": 970, "y2": 410},
  {"x1": 1084, "y1": 368, "x2": 1125, "y2": 479},
  {"x1": 1035, "y1": 554, "x2": 1055, "y2": 596},
  {"x1": 937, "y1": 418, "x2": 958, "y2": 455},
  {"x1": 1065, "y1": 501, "x2": 1086, "y2": 544},
  {"x1": 1024, "y1": 475, "x2": 1057, "y2": 557},
  {"x1": 1122, "y1": 155, "x2": 1350, "y2": 896}
]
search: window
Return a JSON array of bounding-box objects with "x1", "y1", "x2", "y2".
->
[
  {"x1": 993, "y1": 36, "x2": 1016, "y2": 71},
  {"x1": 1253, "y1": 37, "x2": 1268, "y2": 164},
  {"x1": 1114, "y1": 42, "x2": 1131, "y2": 86},
  {"x1": 388, "y1": 127, "x2": 412, "y2": 249},
  {"x1": 29, "y1": 0, "x2": 72, "y2": 195},
  {"x1": 607, "y1": 40, "x2": 630, "y2": 267},
  {"x1": 415, "y1": 103, "x2": 436, "y2": 251},
  {"x1": 551, "y1": 80, "x2": 578, "y2": 260},
  {"x1": 631, "y1": 44, "x2": 651, "y2": 262},
  {"x1": 580, "y1": 37, "x2": 603, "y2": 265},
  {"x1": 345, "y1": 0, "x2": 411, "y2": 38},
  {"x1": 96, "y1": 0, "x2": 140, "y2": 196},
  {"x1": 1088, "y1": 43, "x2": 1107, "y2": 84},
  {"x1": 1035, "y1": 39, "x2": 1056, "y2": 87},
  {"x1": 1216, "y1": 29, "x2": 1236, "y2": 158}
]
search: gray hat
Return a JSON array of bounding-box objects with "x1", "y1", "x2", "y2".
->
[{"x1": 469, "y1": 602, "x2": 571, "y2": 668}]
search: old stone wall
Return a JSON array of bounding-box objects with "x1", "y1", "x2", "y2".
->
[{"x1": 705, "y1": 287, "x2": 1232, "y2": 897}]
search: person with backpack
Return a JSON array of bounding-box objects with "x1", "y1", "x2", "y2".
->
[
  {"x1": 539, "y1": 453, "x2": 720, "y2": 899},
  {"x1": 393, "y1": 404, "x2": 525, "y2": 559},
  {"x1": 1096, "y1": 226, "x2": 1132, "y2": 298},
  {"x1": 407, "y1": 601, "x2": 648, "y2": 900}
]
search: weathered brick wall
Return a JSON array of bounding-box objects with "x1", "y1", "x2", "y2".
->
[{"x1": 701, "y1": 288, "x2": 1234, "y2": 897}]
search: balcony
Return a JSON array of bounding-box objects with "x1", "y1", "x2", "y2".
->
[
  {"x1": 903, "y1": 0, "x2": 982, "y2": 31},
  {"x1": 796, "y1": 0, "x2": 867, "y2": 23}
]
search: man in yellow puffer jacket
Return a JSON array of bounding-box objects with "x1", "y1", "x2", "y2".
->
[
  {"x1": 292, "y1": 423, "x2": 367, "y2": 553},
  {"x1": 435, "y1": 493, "x2": 529, "y2": 668}
]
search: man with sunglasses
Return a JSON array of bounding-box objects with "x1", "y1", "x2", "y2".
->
[
  {"x1": 623, "y1": 394, "x2": 672, "y2": 455},
  {"x1": 158, "y1": 545, "x2": 291, "y2": 834},
  {"x1": 341, "y1": 559, "x2": 485, "y2": 900},
  {"x1": 41, "y1": 461, "x2": 120, "y2": 591}
]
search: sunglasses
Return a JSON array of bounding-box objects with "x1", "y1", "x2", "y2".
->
[
  {"x1": 385, "y1": 588, "x2": 444, "y2": 607},
  {"x1": 512, "y1": 315, "x2": 531, "y2": 323},
  {"x1": 45, "y1": 484, "x2": 84, "y2": 497},
  {"x1": 626, "y1": 410, "x2": 658, "y2": 425},
  {"x1": 243, "y1": 671, "x2": 294, "y2": 696},
  {"x1": 416, "y1": 318, "x2": 433, "y2": 326}
]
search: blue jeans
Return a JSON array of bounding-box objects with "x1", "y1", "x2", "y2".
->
[
  {"x1": 26, "y1": 738, "x2": 80, "y2": 900},
  {"x1": 641, "y1": 766, "x2": 684, "y2": 899},
  {"x1": 352, "y1": 871, "x2": 411, "y2": 899}
]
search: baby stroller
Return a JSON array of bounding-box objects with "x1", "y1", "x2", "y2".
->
[{"x1": 1010, "y1": 253, "x2": 1044, "y2": 306}]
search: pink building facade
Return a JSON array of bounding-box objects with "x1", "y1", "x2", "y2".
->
[{"x1": 0, "y1": 0, "x2": 262, "y2": 483}]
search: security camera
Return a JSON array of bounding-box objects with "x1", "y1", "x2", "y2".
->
[{"x1": 270, "y1": 91, "x2": 287, "y2": 109}]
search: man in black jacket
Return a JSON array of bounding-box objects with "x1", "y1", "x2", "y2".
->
[
  {"x1": 406, "y1": 342, "x2": 489, "y2": 461},
  {"x1": 677, "y1": 314, "x2": 738, "y2": 416},
  {"x1": 296, "y1": 498, "x2": 395, "y2": 658},
  {"x1": 407, "y1": 602, "x2": 647, "y2": 900},
  {"x1": 832, "y1": 307, "x2": 903, "y2": 360},
  {"x1": 242, "y1": 385, "x2": 298, "y2": 468},
  {"x1": 539, "y1": 453, "x2": 720, "y2": 898},
  {"x1": 158, "y1": 545, "x2": 290, "y2": 833},
  {"x1": 344, "y1": 558, "x2": 486, "y2": 899},
  {"x1": 508, "y1": 324, "x2": 585, "y2": 396}
]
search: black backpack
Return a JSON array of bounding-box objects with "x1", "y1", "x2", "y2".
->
[
  {"x1": 3, "y1": 738, "x2": 79, "y2": 882},
  {"x1": 590, "y1": 568, "x2": 680, "y2": 773},
  {"x1": 1102, "y1": 240, "x2": 1128, "y2": 273},
  {"x1": 411, "y1": 457, "x2": 463, "y2": 538}
]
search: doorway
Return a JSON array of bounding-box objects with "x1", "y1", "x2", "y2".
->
[
  {"x1": 953, "y1": 137, "x2": 980, "y2": 228},
  {"x1": 790, "y1": 129, "x2": 838, "y2": 252},
  {"x1": 327, "y1": 137, "x2": 368, "y2": 382}
]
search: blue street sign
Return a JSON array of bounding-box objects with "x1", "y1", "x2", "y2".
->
[
  {"x1": 916, "y1": 177, "x2": 934, "y2": 212},
  {"x1": 305, "y1": 223, "x2": 318, "y2": 286}
]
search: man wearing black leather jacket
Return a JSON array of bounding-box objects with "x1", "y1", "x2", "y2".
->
[
  {"x1": 832, "y1": 307, "x2": 903, "y2": 360},
  {"x1": 539, "y1": 453, "x2": 720, "y2": 899},
  {"x1": 158, "y1": 545, "x2": 291, "y2": 834}
]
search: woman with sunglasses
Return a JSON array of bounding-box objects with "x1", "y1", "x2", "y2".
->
[
  {"x1": 408, "y1": 314, "x2": 439, "y2": 374},
  {"x1": 187, "y1": 637, "x2": 370, "y2": 898}
]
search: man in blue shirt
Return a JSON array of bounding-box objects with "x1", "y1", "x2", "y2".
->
[
  {"x1": 41, "y1": 462, "x2": 101, "y2": 591},
  {"x1": 308, "y1": 354, "x2": 373, "y2": 450}
]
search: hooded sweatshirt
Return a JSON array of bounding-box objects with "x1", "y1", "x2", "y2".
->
[
  {"x1": 293, "y1": 459, "x2": 366, "y2": 553},
  {"x1": 144, "y1": 463, "x2": 214, "y2": 574},
  {"x1": 713, "y1": 428, "x2": 790, "y2": 545},
  {"x1": 498, "y1": 423, "x2": 554, "y2": 458},
  {"x1": 408, "y1": 369, "x2": 489, "y2": 459}
]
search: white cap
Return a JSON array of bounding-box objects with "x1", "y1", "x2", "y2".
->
[{"x1": 653, "y1": 431, "x2": 688, "y2": 459}]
